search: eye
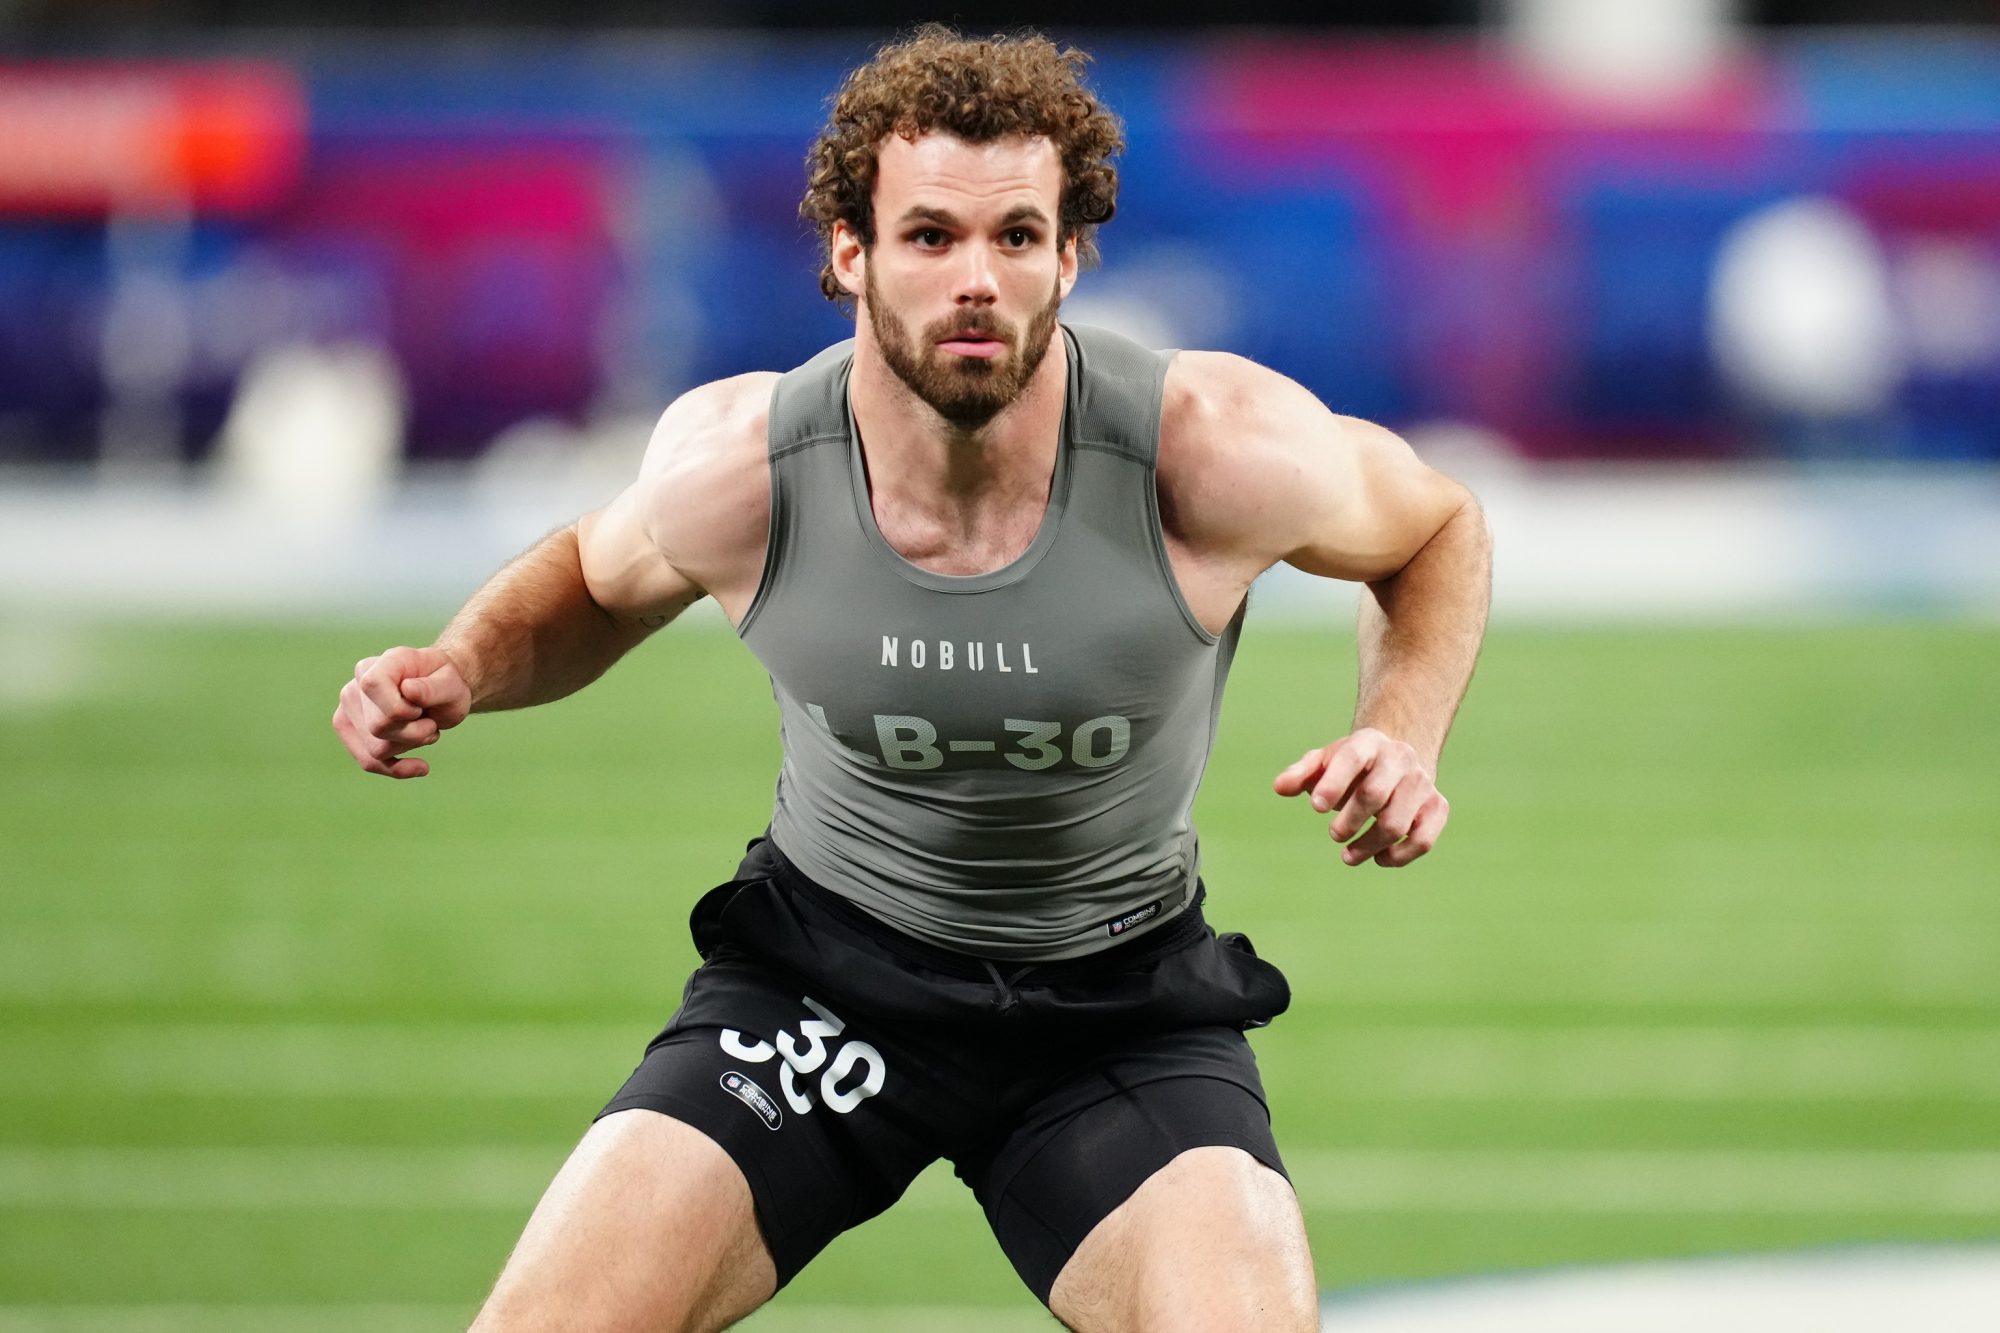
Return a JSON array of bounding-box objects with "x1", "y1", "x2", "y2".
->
[
  {"x1": 1004, "y1": 228, "x2": 1036, "y2": 248},
  {"x1": 911, "y1": 228, "x2": 948, "y2": 249}
]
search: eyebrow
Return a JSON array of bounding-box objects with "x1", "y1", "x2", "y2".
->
[{"x1": 895, "y1": 204, "x2": 1052, "y2": 230}]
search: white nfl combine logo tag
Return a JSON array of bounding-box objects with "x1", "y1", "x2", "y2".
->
[{"x1": 719, "y1": 1071, "x2": 783, "y2": 1130}]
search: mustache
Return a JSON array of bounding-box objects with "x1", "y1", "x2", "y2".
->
[{"x1": 924, "y1": 312, "x2": 1012, "y2": 343}]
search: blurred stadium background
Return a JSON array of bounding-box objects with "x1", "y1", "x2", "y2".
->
[{"x1": 2, "y1": 0, "x2": 1997, "y2": 1328}]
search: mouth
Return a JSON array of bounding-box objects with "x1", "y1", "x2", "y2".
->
[{"x1": 936, "y1": 330, "x2": 1007, "y2": 359}]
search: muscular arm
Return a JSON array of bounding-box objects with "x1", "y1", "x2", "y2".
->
[
  {"x1": 1268, "y1": 406, "x2": 1493, "y2": 770},
  {"x1": 1353, "y1": 497, "x2": 1490, "y2": 767},
  {"x1": 332, "y1": 374, "x2": 773, "y2": 778},
  {"x1": 432, "y1": 520, "x2": 677, "y2": 714},
  {"x1": 1162, "y1": 352, "x2": 1492, "y2": 866}
]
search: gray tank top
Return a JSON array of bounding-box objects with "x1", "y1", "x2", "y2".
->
[{"x1": 738, "y1": 323, "x2": 1244, "y2": 961}]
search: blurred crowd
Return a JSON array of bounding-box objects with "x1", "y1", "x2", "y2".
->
[{"x1": 3, "y1": 4, "x2": 1998, "y2": 481}]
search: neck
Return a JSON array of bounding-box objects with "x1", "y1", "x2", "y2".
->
[{"x1": 848, "y1": 314, "x2": 1067, "y2": 508}]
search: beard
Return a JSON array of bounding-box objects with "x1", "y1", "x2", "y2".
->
[{"x1": 865, "y1": 266, "x2": 1062, "y2": 430}]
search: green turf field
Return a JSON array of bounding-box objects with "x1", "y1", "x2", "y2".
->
[{"x1": 2, "y1": 617, "x2": 1996, "y2": 1329}]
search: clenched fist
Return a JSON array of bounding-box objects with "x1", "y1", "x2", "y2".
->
[
  {"x1": 1272, "y1": 727, "x2": 1450, "y2": 868},
  {"x1": 331, "y1": 646, "x2": 472, "y2": 779}
]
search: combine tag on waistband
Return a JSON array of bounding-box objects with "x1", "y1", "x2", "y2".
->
[{"x1": 1105, "y1": 900, "x2": 1162, "y2": 937}]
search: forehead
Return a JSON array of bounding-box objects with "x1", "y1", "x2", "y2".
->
[{"x1": 873, "y1": 132, "x2": 1063, "y2": 217}]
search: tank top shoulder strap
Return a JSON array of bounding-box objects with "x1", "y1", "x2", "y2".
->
[
  {"x1": 1063, "y1": 323, "x2": 1177, "y2": 468},
  {"x1": 768, "y1": 338, "x2": 854, "y2": 459},
  {"x1": 739, "y1": 339, "x2": 854, "y2": 637},
  {"x1": 1060, "y1": 324, "x2": 1216, "y2": 644}
]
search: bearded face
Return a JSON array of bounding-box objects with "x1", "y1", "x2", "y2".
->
[{"x1": 865, "y1": 260, "x2": 1063, "y2": 430}]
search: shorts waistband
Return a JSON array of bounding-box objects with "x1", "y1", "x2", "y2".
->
[{"x1": 755, "y1": 838, "x2": 1210, "y2": 984}]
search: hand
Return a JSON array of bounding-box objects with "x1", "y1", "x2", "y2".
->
[
  {"x1": 1272, "y1": 728, "x2": 1449, "y2": 868},
  {"x1": 331, "y1": 646, "x2": 472, "y2": 779}
]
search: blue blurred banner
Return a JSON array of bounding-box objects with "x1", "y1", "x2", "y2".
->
[{"x1": 3, "y1": 33, "x2": 1999, "y2": 465}]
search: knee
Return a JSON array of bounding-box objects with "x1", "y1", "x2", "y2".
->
[
  {"x1": 1131, "y1": 1250, "x2": 1318, "y2": 1333},
  {"x1": 1055, "y1": 1147, "x2": 1318, "y2": 1333}
]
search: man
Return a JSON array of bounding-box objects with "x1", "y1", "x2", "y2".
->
[{"x1": 332, "y1": 26, "x2": 1488, "y2": 1333}]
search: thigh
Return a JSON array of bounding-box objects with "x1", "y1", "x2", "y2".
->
[
  {"x1": 471, "y1": 1108, "x2": 774, "y2": 1333},
  {"x1": 1051, "y1": 1143, "x2": 1316, "y2": 1333},
  {"x1": 958, "y1": 1025, "x2": 1302, "y2": 1310},
  {"x1": 599, "y1": 951, "x2": 947, "y2": 1288}
]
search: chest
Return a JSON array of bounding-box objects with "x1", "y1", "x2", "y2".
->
[
  {"x1": 867, "y1": 485, "x2": 1049, "y2": 579},
  {"x1": 869, "y1": 483, "x2": 1249, "y2": 637}
]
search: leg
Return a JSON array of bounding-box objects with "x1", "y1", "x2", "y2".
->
[
  {"x1": 1048, "y1": 1145, "x2": 1316, "y2": 1333},
  {"x1": 963, "y1": 1025, "x2": 1314, "y2": 1331},
  {"x1": 471, "y1": 1108, "x2": 775, "y2": 1333},
  {"x1": 518, "y1": 938, "x2": 943, "y2": 1328}
]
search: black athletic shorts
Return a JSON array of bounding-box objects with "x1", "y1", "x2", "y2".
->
[{"x1": 597, "y1": 837, "x2": 1294, "y2": 1303}]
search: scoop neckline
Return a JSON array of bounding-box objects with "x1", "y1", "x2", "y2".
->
[{"x1": 843, "y1": 326, "x2": 1077, "y2": 595}]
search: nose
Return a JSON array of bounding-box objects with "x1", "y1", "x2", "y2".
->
[{"x1": 953, "y1": 246, "x2": 999, "y2": 306}]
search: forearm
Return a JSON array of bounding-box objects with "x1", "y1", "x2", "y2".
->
[
  {"x1": 1353, "y1": 496, "x2": 1492, "y2": 767},
  {"x1": 434, "y1": 525, "x2": 657, "y2": 712}
]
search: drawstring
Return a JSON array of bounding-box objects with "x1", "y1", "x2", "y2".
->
[{"x1": 980, "y1": 959, "x2": 1038, "y2": 1017}]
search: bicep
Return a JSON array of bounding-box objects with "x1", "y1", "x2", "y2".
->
[
  {"x1": 1281, "y1": 415, "x2": 1472, "y2": 584},
  {"x1": 577, "y1": 375, "x2": 774, "y2": 626},
  {"x1": 578, "y1": 487, "x2": 703, "y2": 627}
]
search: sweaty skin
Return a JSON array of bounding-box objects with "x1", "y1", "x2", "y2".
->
[{"x1": 331, "y1": 130, "x2": 1490, "y2": 873}]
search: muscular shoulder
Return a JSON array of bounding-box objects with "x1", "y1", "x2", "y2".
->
[
  {"x1": 580, "y1": 371, "x2": 778, "y2": 624},
  {"x1": 636, "y1": 372, "x2": 780, "y2": 586},
  {"x1": 638, "y1": 373, "x2": 777, "y2": 495},
  {"x1": 1158, "y1": 351, "x2": 1464, "y2": 581},
  {"x1": 1158, "y1": 352, "x2": 1357, "y2": 562}
]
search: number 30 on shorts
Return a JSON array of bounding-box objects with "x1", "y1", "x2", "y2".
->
[{"x1": 719, "y1": 996, "x2": 887, "y2": 1115}]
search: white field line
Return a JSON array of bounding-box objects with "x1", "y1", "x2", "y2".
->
[
  {"x1": 1283, "y1": 1150, "x2": 2000, "y2": 1215},
  {"x1": 1, "y1": 1255, "x2": 1996, "y2": 1333},
  {"x1": 5, "y1": 1147, "x2": 2000, "y2": 1216},
  {"x1": 2, "y1": 922, "x2": 1997, "y2": 1008},
  {"x1": 1292, "y1": 1027, "x2": 2000, "y2": 1100},
  {"x1": 7, "y1": 1023, "x2": 2000, "y2": 1102},
  {"x1": 0, "y1": 1023, "x2": 640, "y2": 1098},
  {"x1": 1318, "y1": 1247, "x2": 2000, "y2": 1332},
  {"x1": 0, "y1": 1147, "x2": 559, "y2": 1210},
  {"x1": 1291, "y1": 922, "x2": 2000, "y2": 1007},
  {"x1": 0, "y1": 1306, "x2": 1053, "y2": 1333}
]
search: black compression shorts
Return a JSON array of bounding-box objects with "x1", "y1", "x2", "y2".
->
[{"x1": 597, "y1": 838, "x2": 1294, "y2": 1304}]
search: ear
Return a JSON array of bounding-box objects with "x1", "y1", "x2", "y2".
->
[
  {"x1": 1057, "y1": 234, "x2": 1080, "y2": 300},
  {"x1": 831, "y1": 220, "x2": 867, "y2": 300}
]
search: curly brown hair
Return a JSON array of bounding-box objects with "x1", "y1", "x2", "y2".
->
[{"x1": 801, "y1": 25, "x2": 1125, "y2": 307}]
